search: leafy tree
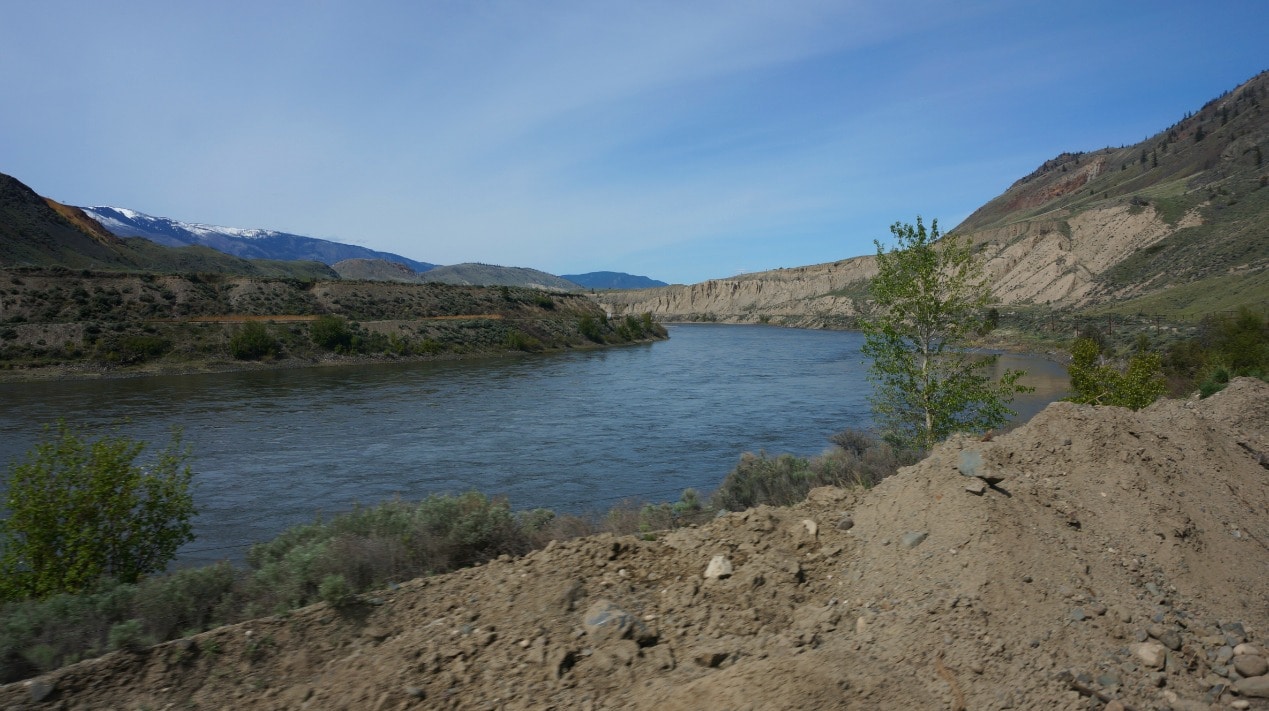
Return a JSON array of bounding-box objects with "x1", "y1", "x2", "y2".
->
[
  {"x1": 1066, "y1": 338, "x2": 1166, "y2": 409},
  {"x1": 0, "y1": 423, "x2": 196, "y2": 600},
  {"x1": 860, "y1": 217, "x2": 1030, "y2": 450}
]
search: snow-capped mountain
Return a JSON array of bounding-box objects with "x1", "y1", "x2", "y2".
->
[{"x1": 80, "y1": 206, "x2": 436, "y2": 272}]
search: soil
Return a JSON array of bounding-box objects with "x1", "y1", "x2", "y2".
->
[{"x1": 3, "y1": 379, "x2": 1267, "y2": 710}]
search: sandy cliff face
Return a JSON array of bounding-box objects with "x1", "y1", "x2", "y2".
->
[
  {"x1": 597, "y1": 256, "x2": 877, "y2": 326},
  {"x1": 599, "y1": 203, "x2": 1203, "y2": 321}
]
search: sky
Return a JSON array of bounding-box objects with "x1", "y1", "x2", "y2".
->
[{"x1": 2, "y1": 1, "x2": 1266, "y2": 284}]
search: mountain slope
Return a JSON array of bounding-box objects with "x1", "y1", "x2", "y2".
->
[
  {"x1": 0, "y1": 174, "x2": 335, "y2": 278},
  {"x1": 600, "y1": 70, "x2": 1269, "y2": 324},
  {"x1": 81, "y1": 206, "x2": 437, "y2": 273}
]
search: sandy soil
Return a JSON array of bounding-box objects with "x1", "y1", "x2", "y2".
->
[{"x1": 2, "y1": 379, "x2": 1266, "y2": 710}]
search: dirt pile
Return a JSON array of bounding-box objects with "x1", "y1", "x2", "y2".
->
[{"x1": 3, "y1": 379, "x2": 1266, "y2": 710}]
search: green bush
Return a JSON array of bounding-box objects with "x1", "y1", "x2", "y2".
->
[
  {"x1": 0, "y1": 423, "x2": 197, "y2": 600},
  {"x1": 228, "y1": 321, "x2": 280, "y2": 360},
  {"x1": 1066, "y1": 338, "x2": 1166, "y2": 409},
  {"x1": 712, "y1": 431, "x2": 915, "y2": 511},
  {"x1": 578, "y1": 315, "x2": 604, "y2": 342},
  {"x1": 504, "y1": 330, "x2": 543, "y2": 352},
  {"x1": 310, "y1": 315, "x2": 354, "y2": 352}
]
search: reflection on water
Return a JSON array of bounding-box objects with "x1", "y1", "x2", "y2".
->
[{"x1": 0, "y1": 325, "x2": 1067, "y2": 565}]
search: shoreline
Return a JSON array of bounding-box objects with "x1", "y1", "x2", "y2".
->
[{"x1": 0, "y1": 337, "x2": 664, "y2": 385}]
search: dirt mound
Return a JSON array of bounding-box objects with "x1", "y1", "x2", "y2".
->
[{"x1": 3, "y1": 380, "x2": 1267, "y2": 710}]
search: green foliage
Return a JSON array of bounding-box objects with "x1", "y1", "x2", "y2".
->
[
  {"x1": 578, "y1": 315, "x2": 604, "y2": 342},
  {"x1": 712, "y1": 431, "x2": 917, "y2": 511},
  {"x1": 100, "y1": 333, "x2": 171, "y2": 364},
  {"x1": 228, "y1": 321, "x2": 280, "y2": 360},
  {"x1": 310, "y1": 314, "x2": 354, "y2": 351},
  {"x1": 0, "y1": 423, "x2": 197, "y2": 601},
  {"x1": 1162, "y1": 307, "x2": 1269, "y2": 396},
  {"x1": 241, "y1": 492, "x2": 527, "y2": 614},
  {"x1": 317, "y1": 574, "x2": 356, "y2": 610},
  {"x1": 504, "y1": 330, "x2": 543, "y2": 352},
  {"x1": 860, "y1": 217, "x2": 1031, "y2": 450},
  {"x1": 106, "y1": 619, "x2": 149, "y2": 652},
  {"x1": 1065, "y1": 338, "x2": 1166, "y2": 409}
]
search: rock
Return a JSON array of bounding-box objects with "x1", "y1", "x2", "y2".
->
[
  {"x1": 1233, "y1": 655, "x2": 1269, "y2": 678},
  {"x1": 958, "y1": 450, "x2": 984, "y2": 477},
  {"x1": 900, "y1": 531, "x2": 928, "y2": 549},
  {"x1": 800, "y1": 519, "x2": 819, "y2": 538},
  {"x1": 693, "y1": 650, "x2": 728, "y2": 668},
  {"x1": 1104, "y1": 701, "x2": 1126, "y2": 711},
  {"x1": 836, "y1": 514, "x2": 855, "y2": 531},
  {"x1": 704, "y1": 555, "x2": 733, "y2": 580},
  {"x1": 958, "y1": 449, "x2": 1005, "y2": 484},
  {"x1": 1234, "y1": 643, "x2": 1262, "y2": 656},
  {"x1": 1231, "y1": 700, "x2": 1251, "y2": 710},
  {"x1": 1159, "y1": 630, "x2": 1183, "y2": 651},
  {"x1": 964, "y1": 479, "x2": 987, "y2": 495},
  {"x1": 1233, "y1": 674, "x2": 1269, "y2": 698},
  {"x1": 583, "y1": 599, "x2": 636, "y2": 643},
  {"x1": 1069, "y1": 608, "x2": 1086, "y2": 622},
  {"x1": 25, "y1": 679, "x2": 55, "y2": 703},
  {"x1": 1130, "y1": 642, "x2": 1167, "y2": 669}
]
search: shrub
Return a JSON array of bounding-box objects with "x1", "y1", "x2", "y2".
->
[
  {"x1": 310, "y1": 315, "x2": 354, "y2": 351},
  {"x1": 504, "y1": 330, "x2": 543, "y2": 352},
  {"x1": 228, "y1": 321, "x2": 279, "y2": 360},
  {"x1": 712, "y1": 432, "x2": 916, "y2": 511},
  {"x1": 578, "y1": 315, "x2": 604, "y2": 342},
  {"x1": 1066, "y1": 338, "x2": 1166, "y2": 409},
  {"x1": 0, "y1": 423, "x2": 197, "y2": 600}
]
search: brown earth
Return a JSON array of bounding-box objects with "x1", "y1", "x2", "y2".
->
[{"x1": 3, "y1": 380, "x2": 1267, "y2": 710}]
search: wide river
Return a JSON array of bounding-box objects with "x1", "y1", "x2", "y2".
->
[{"x1": 0, "y1": 325, "x2": 1068, "y2": 566}]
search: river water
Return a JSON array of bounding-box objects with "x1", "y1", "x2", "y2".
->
[{"x1": 0, "y1": 325, "x2": 1068, "y2": 566}]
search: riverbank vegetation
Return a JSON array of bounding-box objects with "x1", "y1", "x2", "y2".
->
[
  {"x1": 0, "y1": 427, "x2": 901, "y2": 683},
  {"x1": 0, "y1": 267, "x2": 666, "y2": 379}
]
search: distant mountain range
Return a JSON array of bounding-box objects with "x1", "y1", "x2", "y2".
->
[
  {"x1": 80, "y1": 206, "x2": 437, "y2": 273},
  {"x1": 562, "y1": 272, "x2": 669, "y2": 289},
  {"x1": 0, "y1": 175, "x2": 335, "y2": 278},
  {"x1": 75, "y1": 206, "x2": 663, "y2": 290}
]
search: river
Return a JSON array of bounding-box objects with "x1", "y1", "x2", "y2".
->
[{"x1": 0, "y1": 325, "x2": 1068, "y2": 566}]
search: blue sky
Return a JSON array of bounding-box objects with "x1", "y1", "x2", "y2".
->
[{"x1": 2, "y1": 1, "x2": 1266, "y2": 284}]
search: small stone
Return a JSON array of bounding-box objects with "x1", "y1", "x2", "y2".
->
[
  {"x1": 1234, "y1": 644, "x2": 1262, "y2": 657},
  {"x1": 1104, "y1": 701, "x2": 1126, "y2": 711},
  {"x1": 704, "y1": 555, "x2": 733, "y2": 580},
  {"x1": 1069, "y1": 608, "x2": 1087, "y2": 622},
  {"x1": 964, "y1": 479, "x2": 987, "y2": 495},
  {"x1": 1233, "y1": 655, "x2": 1269, "y2": 678},
  {"x1": 1130, "y1": 642, "x2": 1167, "y2": 669},
  {"x1": 583, "y1": 599, "x2": 636, "y2": 643},
  {"x1": 801, "y1": 519, "x2": 819, "y2": 538},
  {"x1": 836, "y1": 514, "x2": 855, "y2": 531},
  {"x1": 1097, "y1": 672, "x2": 1120, "y2": 688},
  {"x1": 900, "y1": 531, "x2": 928, "y2": 549},
  {"x1": 1233, "y1": 674, "x2": 1269, "y2": 698},
  {"x1": 694, "y1": 650, "x2": 728, "y2": 668},
  {"x1": 1159, "y1": 631, "x2": 1183, "y2": 651},
  {"x1": 1217, "y1": 646, "x2": 1236, "y2": 664},
  {"x1": 1231, "y1": 700, "x2": 1251, "y2": 710}
]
